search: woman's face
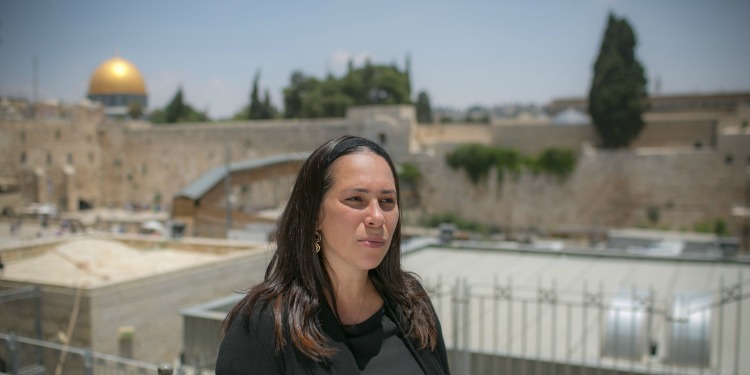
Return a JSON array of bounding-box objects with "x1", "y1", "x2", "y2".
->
[{"x1": 317, "y1": 150, "x2": 399, "y2": 276}]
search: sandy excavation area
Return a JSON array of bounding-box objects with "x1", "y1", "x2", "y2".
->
[{"x1": 3, "y1": 238, "x2": 221, "y2": 288}]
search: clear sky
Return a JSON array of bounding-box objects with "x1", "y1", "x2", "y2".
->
[{"x1": 1, "y1": 0, "x2": 748, "y2": 119}]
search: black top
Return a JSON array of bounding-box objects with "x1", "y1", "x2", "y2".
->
[
  {"x1": 215, "y1": 297, "x2": 450, "y2": 375},
  {"x1": 341, "y1": 306, "x2": 424, "y2": 374}
]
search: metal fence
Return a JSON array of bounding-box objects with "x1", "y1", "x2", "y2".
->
[
  {"x1": 0, "y1": 333, "x2": 175, "y2": 375},
  {"x1": 426, "y1": 272, "x2": 748, "y2": 375},
  {"x1": 4, "y1": 273, "x2": 746, "y2": 375}
]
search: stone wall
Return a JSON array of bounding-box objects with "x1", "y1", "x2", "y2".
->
[
  {"x1": 87, "y1": 248, "x2": 270, "y2": 363},
  {"x1": 0, "y1": 114, "x2": 104, "y2": 210},
  {"x1": 97, "y1": 105, "x2": 414, "y2": 208},
  {"x1": 2, "y1": 102, "x2": 748, "y2": 236},
  {"x1": 414, "y1": 127, "x2": 748, "y2": 235}
]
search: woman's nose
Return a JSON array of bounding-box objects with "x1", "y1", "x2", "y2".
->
[{"x1": 365, "y1": 201, "x2": 385, "y2": 227}]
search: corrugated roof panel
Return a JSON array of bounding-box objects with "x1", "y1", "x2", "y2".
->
[{"x1": 176, "y1": 153, "x2": 309, "y2": 200}]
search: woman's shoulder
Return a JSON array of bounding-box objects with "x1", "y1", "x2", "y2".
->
[
  {"x1": 228, "y1": 299, "x2": 277, "y2": 337},
  {"x1": 216, "y1": 300, "x2": 284, "y2": 374}
]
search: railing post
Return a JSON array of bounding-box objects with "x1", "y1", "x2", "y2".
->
[
  {"x1": 84, "y1": 349, "x2": 93, "y2": 375},
  {"x1": 9, "y1": 332, "x2": 19, "y2": 375},
  {"x1": 451, "y1": 277, "x2": 460, "y2": 372},
  {"x1": 157, "y1": 363, "x2": 174, "y2": 375},
  {"x1": 718, "y1": 275, "x2": 725, "y2": 373},
  {"x1": 462, "y1": 279, "x2": 471, "y2": 375},
  {"x1": 733, "y1": 271, "x2": 742, "y2": 375},
  {"x1": 34, "y1": 285, "x2": 43, "y2": 366}
]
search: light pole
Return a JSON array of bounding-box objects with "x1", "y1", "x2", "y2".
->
[{"x1": 224, "y1": 142, "x2": 232, "y2": 237}]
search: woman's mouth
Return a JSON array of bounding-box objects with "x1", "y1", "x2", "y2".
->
[{"x1": 359, "y1": 239, "x2": 386, "y2": 248}]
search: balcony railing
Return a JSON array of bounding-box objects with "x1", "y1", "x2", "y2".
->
[
  {"x1": 425, "y1": 272, "x2": 749, "y2": 375},
  {"x1": 2, "y1": 272, "x2": 747, "y2": 375}
]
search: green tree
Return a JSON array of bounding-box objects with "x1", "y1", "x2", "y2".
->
[
  {"x1": 151, "y1": 87, "x2": 208, "y2": 124},
  {"x1": 282, "y1": 60, "x2": 411, "y2": 119},
  {"x1": 446, "y1": 144, "x2": 576, "y2": 184},
  {"x1": 127, "y1": 102, "x2": 143, "y2": 119},
  {"x1": 164, "y1": 87, "x2": 186, "y2": 123},
  {"x1": 249, "y1": 70, "x2": 263, "y2": 120},
  {"x1": 416, "y1": 91, "x2": 433, "y2": 124},
  {"x1": 283, "y1": 71, "x2": 318, "y2": 118},
  {"x1": 261, "y1": 89, "x2": 277, "y2": 119},
  {"x1": 589, "y1": 13, "x2": 649, "y2": 148}
]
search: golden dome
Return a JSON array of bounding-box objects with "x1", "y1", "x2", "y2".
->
[{"x1": 88, "y1": 56, "x2": 147, "y2": 95}]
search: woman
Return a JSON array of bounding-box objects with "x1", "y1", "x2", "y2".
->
[{"x1": 216, "y1": 135, "x2": 449, "y2": 374}]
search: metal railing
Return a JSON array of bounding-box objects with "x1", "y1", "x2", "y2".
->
[
  {"x1": 0, "y1": 333, "x2": 174, "y2": 375},
  {"x1": 425, "y1": 272, "x2": 749, "y2": 375},
  {"x1": 4, "y1": 273, "x2": 746, "y2": 375}
]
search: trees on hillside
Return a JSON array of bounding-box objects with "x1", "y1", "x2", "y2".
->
[
  {"x1": 150, "y1": 87, "x2": 208, "y2": 123},
  {"x1": 589, "y1": 12, "x2": 648, "y2": 148},
  {"x1": 233, "y1": 71, "x2": 278, "y2": 120},
  {"x1": 282, "y1": 61, "x2": 411, "y2": 118}
]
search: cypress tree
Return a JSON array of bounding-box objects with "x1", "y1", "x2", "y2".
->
[
  {"x1": 416, "y1": 91, "x2": 433, "y2": 124},
  {"x1": 589, "y1": 13, "x2": 649, "y2": 148},
  {"x1": 249, "y1": 70, "x2": 263, "y2": 120},
  {"x1": 165, "y1": 87, "x2": 185, "y2": 123}
]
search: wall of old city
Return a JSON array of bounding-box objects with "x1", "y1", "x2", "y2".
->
[
  {"x1": 0, "y1": 112, "x2": 104, "y2": 211},
  {"x1": 97, "y1": 105, "x2": 414, "y2": 208},
  {"x1": 411, "y1": 124, "x2": 749, "y2": 235},
  {"x1": 2, "y1": 103, "x2": 747, "y2": 236}
]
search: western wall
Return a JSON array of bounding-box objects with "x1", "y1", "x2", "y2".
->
[{"x1": 1, "y1": 102, "x2": 748, "y2": 236}]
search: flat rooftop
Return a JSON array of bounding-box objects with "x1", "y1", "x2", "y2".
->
[
  {"x1": 2, "y1": 238, "x2": 228, "y2": 288},
  {"x1": 403, "y1": 246, "x2": 747, "y2": 294},
  {"x1": 403, "y1": 245, "x2": 750, "y2": 374}
]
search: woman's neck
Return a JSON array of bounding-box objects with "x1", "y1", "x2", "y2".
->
[
  {"x1": 333, "y1": 271, "x2": 371, "y2": 299},
  {"x1": 330, "y1": 272, "x2": 381, "y2": 325}
]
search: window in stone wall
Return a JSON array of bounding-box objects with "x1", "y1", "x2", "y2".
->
[
  {"x1": 67, "y1": 153, "x2": 73, "y2": 164},
  {"x1": 55, "y1": 130, "x2": 61, "y2": 140},
  {"x1": 20, "y1": 131, "x2": 25, "y2": 142},
  {"x1": 127, "y1": 173, "x2": 133, "y2": 182},
  {"x1": 725, "y1": 154, "x2": 733, "y2": 165},
  {"x1": 378, "y1": 133, "x2": 387, "y2": 145},
  {"x1": 114, "y1": 159, "x2": 122, "y2": 167},
  {"x1": 20, "y1": 152, "x2": 26, "y2": 164},
  {"x1": 47, "y1": 152, "x2": 52, "y2": 165}
]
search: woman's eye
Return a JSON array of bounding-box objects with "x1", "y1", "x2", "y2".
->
[{"x1": 346, "y1": 196, "x2": 363, "y2": 202}]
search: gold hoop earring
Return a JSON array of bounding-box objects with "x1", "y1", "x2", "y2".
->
[{"x1": 315, "y1": 231, "x2": 321, "y2": 253}]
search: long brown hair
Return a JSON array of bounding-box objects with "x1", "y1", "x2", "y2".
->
[{"x1": 220, "y1": 135, "x2": 437, "y2": 361}]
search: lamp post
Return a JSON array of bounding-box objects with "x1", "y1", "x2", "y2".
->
[{"x1": 224, "y1": 142, "x2": 232, "y2": 237}]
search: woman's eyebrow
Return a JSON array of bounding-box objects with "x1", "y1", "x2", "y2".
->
[{"x1": 344, "y1": 188, "x2": 396, "y2": 194}]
